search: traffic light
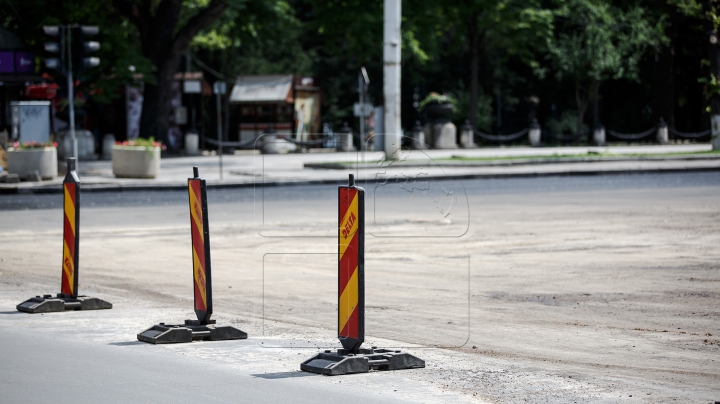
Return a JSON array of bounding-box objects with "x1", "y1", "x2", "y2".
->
[
  {"x1": 43, "y1": 26, "x2": 64, "y2": 72},
  {"x1": 71, "y1": 26, "x2": 100, "y2": 72}
]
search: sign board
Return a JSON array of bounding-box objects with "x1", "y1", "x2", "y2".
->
[
  {"x1": 174, "y1": 107, "x2": 188, "y2": 125},
  {"x1": 212, "y1": 81, "x2": 226, "y2": 95},
  {"x1": 353, "y1": 103, "x2": 373, "y2": 117},
  {"x1": 15, "y1": 52, "x2": 34, "y2": 73},
  {"x1": 0, "y1": 52, "x2": 14, "y2": 73},
  {"x1": 183, "y1": 80, "x2": 202, "y2": 94},
  {"x1": 11, "y1": 101, "x2": 51, "y2": 143}
]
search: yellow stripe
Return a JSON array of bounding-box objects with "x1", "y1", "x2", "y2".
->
[
  {"x1": 338, "y1": 266, "x2": 358, "y2": 333},
  {"x1": 188, "y1": 184, "x2": 204, "y2": 243},
  {"x1": 338, "y1": 192, "x2": 358, "y2": 261},
  {"x1": 64, "y1": 185, "x2": 75, "y2": 235},
  {"x1": 193, "y1": 247, "x2": 207, "y2": 308},
  {"x1": 63, "y1": 239, "x2": 74, "y2": 293}
]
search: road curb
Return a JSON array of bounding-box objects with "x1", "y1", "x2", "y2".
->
[{"x1": 2, "y1": 165, "x2": 719, "y2": 194}]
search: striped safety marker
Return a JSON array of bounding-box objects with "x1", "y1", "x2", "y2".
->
[
  {"x1": 338, "y1": 174, "x2": 365, "y2": 352},
  {"x1": 188, "y1": 167, "x2": 213, "y2": 324},
  {"x1": 61, "y1": 158, "x2": 80, "y2": 297}
]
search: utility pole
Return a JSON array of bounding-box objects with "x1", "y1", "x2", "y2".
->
[
  {"x1": 213, "y1": 81, "x2": 227, "y2": 179},
  {"x1": 358, "y1": 67, "x2": 369, "y2": 151},
  {"x1": 383, "y1": 0, "x2": 401, "y2": 159},
  {"x1": 67, "y1": 28, "x2": 77, "y2": 160}
]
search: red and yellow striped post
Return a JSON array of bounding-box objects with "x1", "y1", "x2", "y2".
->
[
  {"x1": 338, "y1": 174, "x2": 364, "y2": 352},
  {"x1": 61, "y1": 158, "x2": 80, "y2": 298},
  {"x1": 188, "y1": 167, "x2": 213, "y2": 324}
]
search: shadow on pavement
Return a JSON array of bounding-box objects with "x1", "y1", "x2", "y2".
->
[
  {"x1": 108, "y1": 341, "x2": 147, "y2": 346},
  {"x1": 252, "y1": 371, "x2": 317, "y2": 379}
]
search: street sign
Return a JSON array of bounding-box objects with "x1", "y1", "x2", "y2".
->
[
  {"x1": 213, "y1": 81, "x2": 226, "y2": 95},
  {"x1": 183, "y1": 80, "x2": 202, "y2": 94},
  {"x1": 353, "y1": 103, "x2": 373, "y2": 117}
]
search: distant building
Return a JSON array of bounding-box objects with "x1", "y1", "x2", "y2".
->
[{"x1": 229, "y1": 75, "x2": 321, "y2": 144}]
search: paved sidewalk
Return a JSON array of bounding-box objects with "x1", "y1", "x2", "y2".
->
[{"x1": 1, "y1": 144, "x2": 718, "y2": 193}]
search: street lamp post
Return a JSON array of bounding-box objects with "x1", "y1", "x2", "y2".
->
[{"x1": 213, "y1": 81, "x2": 227, "y2": 179}]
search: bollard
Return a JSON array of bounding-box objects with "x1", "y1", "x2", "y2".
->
[
  {"x1": 16, "y1": 158, "x2": 113, "y2": 313},
  {"x1": 137, "y1": 167, "x2": 247, "y2": 344},
  {"x1": 593, "y1": 125, "x2": 606, "y2": 146},
  {"x1": 411, "y1": 121, "x2": 426, "y2": 150},
  {"x1": 529, "y1": 119, "x2": 542, "y2": 147},
  {"x1": 656, "y1": 118, "x2": 669, "y2": 145},
  {"x1": 189, "y1": 166, "x2": 213, "y2": 323},
  {"x1": 460, "y1": 120, "x2": 476, "y2": 149},
  {"x1": 102, "y1": 134, "x2": 115, "y2": 160},
  {"x1": 61, "y1": 161, "x2": 80, "y2": 297},
  {"x1": 301, "y1": 174, "x2": 425, "y2": 375}
]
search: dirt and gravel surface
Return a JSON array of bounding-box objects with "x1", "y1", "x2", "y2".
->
[{"x1": 1, "y1": 173, "x2": 719, "y2": 403}]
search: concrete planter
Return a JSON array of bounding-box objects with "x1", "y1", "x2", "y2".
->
[
  {"x1": 112, "y1": 146, "x2": 160, "y2": 178},
  {"x1": 7, "y1": 147, "x2": 58, "y2": 180}
]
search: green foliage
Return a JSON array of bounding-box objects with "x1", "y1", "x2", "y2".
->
[
  {"x1": 448, "y1": 84, "x2": 493, "y2": 131},
  {"x1": 699, "y1": 74, "x2": 720, "y2": 99},
  {"x1": 191, "y1": 1, "x2": 314, "y2": 77},
  {"x1": 417, "y1": 92, "x2": 455, "y2": 111},
  {"x1": 545, "y1": 0, "x2": 666, "y2": 84},
  {"x1": 547, "y1": 110, "x2": 586, "y2": 135}
]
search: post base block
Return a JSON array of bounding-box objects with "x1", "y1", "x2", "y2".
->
[
  {"x1": 301, "y1": 347, "x2": 425, "y2": 376},
  {"x1": 137, "y1": 319, "x2": 248, "y2": 344},
  {"x1": 16, "y1": 294, "x2": 113, "y2": 313}
]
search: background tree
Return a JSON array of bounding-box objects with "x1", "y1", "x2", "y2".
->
[
  {"x1": 544, "y1": 0, "x2": 665, "y2": 135},
  {"x1": 112, "y1": 0, "x2": 238, "y2": 143},
  {"x1": 448, "y1": 0, "x2": 552, "y2": 132}
]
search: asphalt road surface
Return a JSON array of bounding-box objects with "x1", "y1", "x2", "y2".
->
[{"x1": 1, "y1": 172, "x2": 719, "y2": 403}]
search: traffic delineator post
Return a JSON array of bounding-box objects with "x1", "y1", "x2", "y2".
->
[
  {"x1": 301, "y1": 174, "x2": 425, "y2": 375},
  {"x1": 338, "y1": 173, "x2": 364, "y2": 352},
  {"x1": 137, "y1": 167, "x2": 247, "y2": 344},
  {"x1": 16, "y1": 158, "x2": 113, "y2": 313}
]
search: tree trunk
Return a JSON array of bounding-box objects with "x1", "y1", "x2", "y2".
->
[
  {"x1": 139, "y1": 56, "x2": 181, "y2": 143},
  {"x1": 575, "y1": 80, "x2": 588, "y2": 136},
  {"x1": 115, "y1": 0, "x2": 229, "y2": 146},
  {"x1": 468, "y1": 12, "x2": 479, "y2": 130},
  {"x1": 655, "y1": 44, "x2": 675, "y2": 128}
]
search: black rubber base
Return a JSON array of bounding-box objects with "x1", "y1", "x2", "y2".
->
[
  {"x1": 137, "y1": 319, "x2": 248, "y2": 344},
  {"x1": 301, "y1": 347, "x2": 425, "y2": 376},
  {"x1": 16, "y1": 294, "x2": 113, "y2": 313}
]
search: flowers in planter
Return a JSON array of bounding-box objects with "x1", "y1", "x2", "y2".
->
[
  {"x1": 417, "y1": 92, "x2": 457, "y2": 112},
  {"x1": 115, "y1": 137, "x2": 167, "y2": 150},
  {"x1": 10, "y1": 141, "x2": 58, "y2": 150}
]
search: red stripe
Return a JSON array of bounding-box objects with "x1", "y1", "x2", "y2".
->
[
  {"x1": 338, "y1": 188, "x2": 356, "y2": 224},
  {"x1": 338, "y1": 187, "x2": 358, "y2": 298},
  {"x1": 65, "y1": 183, "x2": 76, "y2": 205},
  {"x1": 191, "y1": 221, "x2": 205, "y2": 267},
  {"x1": 189, "y1": 179, "x2": 207, "y2": 311},
  {"x1": 338, "y1": 231, "x2": 358, "y2": 297},
  {"x1": 61, "y1": 198, "x2": 75, "y2": 296},
  {"x1": 189, "y1": 180, "x2": 202, "y2": 204},
  {"x1": 63, "y1": 215, "x2": 75, "y2": 257},
  {"x1": 339, "y1": 306, "x2": 359, "y2": 338},
  {"x1": 61, "y1": 273, "x2": 73, "y2": 295},
  {"x1": 194, "y1": 277, "x2": 206, "y2": 311}
]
